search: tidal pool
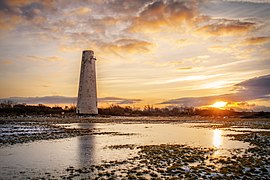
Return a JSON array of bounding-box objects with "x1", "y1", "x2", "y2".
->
[{"x1": 0, "y1": 122, "x2": 251, "y2": 178}]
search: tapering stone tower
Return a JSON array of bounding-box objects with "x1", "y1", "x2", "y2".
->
[{"x1": 77, "y1": 50, "x2": 98, "y2": 115}]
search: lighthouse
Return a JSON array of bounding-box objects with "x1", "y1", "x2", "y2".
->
[{"x1": 76, "y1": 50, "x2": 98, "y2": 115}]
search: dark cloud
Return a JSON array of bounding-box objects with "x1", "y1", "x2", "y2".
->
[
  {"x1": 0, "y1": 0, "x2": 55, "y2": 30},
  {"x1": 20, "y1": 3, "x2": 44, "y2": 20},
  {"x1": 1, "y1": 0, "x2": 53, "y2": 18},
  {"x1": 228, "y1": 102, "x2": 270, "y2": 112},
  {"x1": 97, "y1": 0, "x2": 151, "y2": 16},
  {"x1": 237, "y1": 74, "x2": 270, "y2": 87},
  {"x1": 160, "y1": 96, "x2": 218, "y2": 107},
  {"x1": 225, "y1": 0, "x2": 270, "y2": 3},
  {"x1": 0, "y1": 0, "x2": 9, "y2": 10},
  {"x1": 160, "y1": 74, "x2": 270, "y2": 107},
  {"x1": 98, "y1": 97, "x2": 142, "y2": 105},
  {"x1": 0, "y1": 96, "x2": 142, "y2": 105},
  {"x1": 235, "y1": 74, "x2": 270, "y2": 99},
  {"x1": 0, "y1": 96, "x2": 77, "y2": 104}
]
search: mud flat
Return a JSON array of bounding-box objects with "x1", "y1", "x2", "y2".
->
[{"x1": 0, "y1": 116, "x2": 269, "y2": 179}]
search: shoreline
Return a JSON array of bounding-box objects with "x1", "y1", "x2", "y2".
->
[
  {"x1": 1, "y1": 115, "x2": 269, "y2": 123},
  {"x1": 0, "y1": 116, "x2": 269, "y2": 179}
]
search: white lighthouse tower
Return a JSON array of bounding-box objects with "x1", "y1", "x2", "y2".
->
[{"x1": 76, "y1": 50, "x2": 98, "y2": 115}]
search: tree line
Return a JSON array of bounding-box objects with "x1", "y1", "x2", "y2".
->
[{"x1": 0, "y1": 101, "x2": 269, "y2": 118}]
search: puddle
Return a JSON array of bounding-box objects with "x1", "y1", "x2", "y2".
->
[
  {"x1": 0, "y1": 122, "x2": 252, "y2": 178},
  {"x1": 0, "y1": 124, "x2": 57, "y2": 136}
]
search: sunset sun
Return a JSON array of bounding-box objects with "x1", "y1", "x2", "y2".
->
[{"x1": 211, "y1": 101, "x2": 228, "y2": 109}]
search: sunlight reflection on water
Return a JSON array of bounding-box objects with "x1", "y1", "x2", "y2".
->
[{"x1": 213, "y1": 129, "x2": 222, "y2": 148}]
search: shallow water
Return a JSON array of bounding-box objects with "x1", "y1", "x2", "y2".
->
[
  {"x1": 0, "y1": 122, "x2": 252, "y2": 178},
  {"x1": 0, "y1": 124, "x2": 57, "y2": 136},
  {"x1": 226, "y1": 126, "x2": 270, "y2": 132}
]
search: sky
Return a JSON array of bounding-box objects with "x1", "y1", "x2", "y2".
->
[{"x1": 0, "y1": 0, "x2": 270, "y2": 111}]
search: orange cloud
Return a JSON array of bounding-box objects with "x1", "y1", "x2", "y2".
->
[
  {"x1": 208, "y1": 45, "x2": 234, "y2": 53},
  {"x1": 67, "y1": 7, "x2": 91, "y2": 16},
  {"x1": 5, "y1": 0, "x2": 36, "y2": 6},
  {"x1": 0, "y1": 60, "x2": 14, "y2": 65},
  {"x1": 5, "y1": 0, "x2": 54, "y2": 8},
  {"x1": 99, "y1": 17, "x2": 119, "y2": 26},
  {"x1": 197, "y1": 19, "x2": 257, "y2": 36},
  {"x1": 174, "y1": 38, "x2": 197, "y2": 47},
  {"x1": 243, "y1": 37, "x2": 270, "y2": 45},
  {"x1": 178, "y1": 67, "x2": 192, "y2": 70},
  {"x1": 0, "y1": 12, "x2": 22, "y2": 30},
  {"x1": 31, "y1": 16, "x2": 47, "y2": 25},
  {"x1": 127, "y1": 0, "x2": 200, "y2": 33},
  {"x1": 102, "y1": 39, "x2": 154, "y2": 54}
]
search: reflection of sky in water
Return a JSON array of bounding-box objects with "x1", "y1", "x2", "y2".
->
[{"x1": 0, "y1": 123, "x2": 251, "y2": 178}]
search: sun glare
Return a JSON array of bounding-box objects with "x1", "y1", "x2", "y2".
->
[
  {"x1": 213, "y1": 129, "x2": 222, "y2": 148},
  {"x1": 211, "y1": 101, "x2": 227, "y2": 108}
]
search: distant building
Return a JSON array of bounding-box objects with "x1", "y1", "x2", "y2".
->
[{"x1": 76, "y1": 50, "x2": 98, "y2": 115}]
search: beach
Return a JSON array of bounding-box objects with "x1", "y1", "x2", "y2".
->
[{"x1": 0, "y1": 116, "x2": 269, "y2": 179}]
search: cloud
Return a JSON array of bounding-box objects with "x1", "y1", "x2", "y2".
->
[
  {"x1": 0, "y1": 96, "x2": 77, "y2": 105},
  {"x1": 4, "y1": 0, "x2": 55, "y2": 8},
  {"x1": 178, "y1": 67, "x2": 193, "y2": 70},
  {"x1": 0, "y1": 96, "x2": 142, "y2": 105},
  {"x1": 127, "y1": 0, "x2": 202, "y2": 33},
  {"x1": 125, "y1": 0, "x2": 261, "y2": 37},
  {"x1": 183, "y1": 55, "x2": 210, "y2": 63},
  {"x1": 98, "y1": 97, "x2": 142, "y2": 105},
  {"x1": 99, "y1": 17, "x2": 119, "y2": 26},
  {"x1": 23, "y1": 55, "x2": 64, "y2": 62},
  {"x1": 94, "y1": 0, "x2": 151, "y2": 16},
  {"x1": 175, "y1": 39, "x2": 196, "y2": 47},
  {"x1": 236, "y1": 74, "x2": 270, "y2": 99},
  {"x1": 243, "y1": 36, "x2": 270, "y2": 45},
  {"x1": 160, "y1": 74, "x2": 270, "y2": 107},
  {"x1": 0, "y1": 60, "x2": 14, "y2": 65},
  {"x1": 68, "y1": 7, "x2": 91, "y2": 16},
  {"x1": 223, "y1": 0, "x2": 270, "y2": 3},
  {"x1": 0, "y1": 0, "x2": 55, "y2": 31},
  {"x1": 208, "y1": 45, "x2": 235, "y2": 53},
  {"x1": 0, "y1": 12, "x2": 22, "y2": 30},
  {"x1": 228, "y1": 101, "x2": 270, "y2": 112},
  {"x1": 197, "y1": 18, "x2": 257, "y2": 36},
  {"x1": 101, "y1": 38, "x2": 154, "y2": 54},
  {"x1": 0, "y1": 0, "x2": 265, "y2": 42}
]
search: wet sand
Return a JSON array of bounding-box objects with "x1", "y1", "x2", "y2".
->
[{"x1": 0, "y1": 116, "x2": 269, "y2": 179}]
